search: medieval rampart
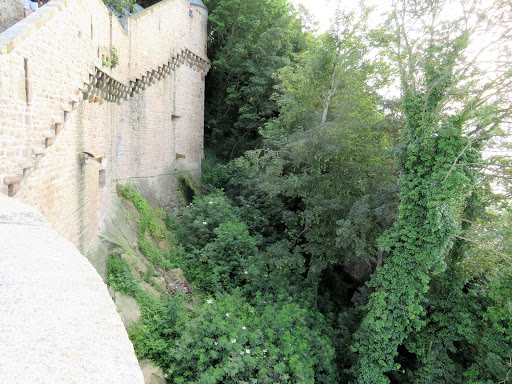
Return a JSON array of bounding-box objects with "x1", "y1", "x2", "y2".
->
[{"x1": 0, "y1": 0, "x2": 208, "y2": 253}]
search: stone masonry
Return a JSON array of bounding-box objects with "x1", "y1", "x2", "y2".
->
[
  {"x1": 0, "y1": 0, "x2": 209, "y2": 254},
  {"x1": 0, "y1": 194, "x2": 145, "y2": 383}
]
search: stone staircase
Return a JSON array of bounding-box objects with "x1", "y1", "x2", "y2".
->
[{"x1": 2, "y1": 49, "x2": 210, "y2": 197}]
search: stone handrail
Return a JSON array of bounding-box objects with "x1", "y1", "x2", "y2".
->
[{"x1": 0, "y1": 195, "x2": 144, "y2": 383}]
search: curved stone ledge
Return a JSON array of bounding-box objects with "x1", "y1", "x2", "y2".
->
[{"x1": 0, "y1": 195, "x2": 144, "y2": 384}]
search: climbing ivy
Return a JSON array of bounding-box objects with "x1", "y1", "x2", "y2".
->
[
  {"x1": 122, "y1": 184, "x2": 172, "y2": 269},
  {"x1": 351, "y1": 0, "x2": 512, "y2": 382}
]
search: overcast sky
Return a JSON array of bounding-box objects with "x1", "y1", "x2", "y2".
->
[
  {"x1": 291, "y1": 0, "x2": 391, "y2": 32},
  {"x1": 290, "y1": 0, "x2": 338, "y2": 31}
]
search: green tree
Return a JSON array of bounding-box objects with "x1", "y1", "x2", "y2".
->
[
  {"x1": 232, "y1": 6, "x2": 399, "y2": 281},
  {"x1": 203, "y1": 0, "x2": 309, "y2": 160},
  {"x1": 102, "y1": 0, "x2": 134, "y2": 15},
  {"x1": 352, "y1": 0, "x2": 512, "y2": 382}
]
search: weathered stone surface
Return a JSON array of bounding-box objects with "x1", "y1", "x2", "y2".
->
[
  {"x1": 98, "y1": 194, "x2": 140, "y2": 256},
  {"x1": 152, "y1": 275, "x2": 167, "y2": 292},
  {"x1": 121, "y1": 251, "x2": 148, "y2": 277},
  {"x1": 141, "y1": 281, "x2": 161, "y2": 298},
  {"x1": 139, "y1": 359, "x2": 167, "y2": 384},
  {"x1": 166, "y1": 268, "x2": 187, "y2": 284},
  {"x1": 86, "y1": 240, "x2": 110, "y2": 282},
  {"x1": 0, "y1": 195, "x2": 144, "y2": 383},
  {"x1": 113, "y1": 291, "x2": 142, "y2": 325},
  {"x1": 0, "y1": 0, "x2": 23, "y2": 34},
  {"x1": 85, "y1": 193, "x2": 141, "y2": 280},
  {"x1": 157, "y1": 238, "x2": 171, "y2": 250}
]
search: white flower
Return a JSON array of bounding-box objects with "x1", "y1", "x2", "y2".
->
[
  {"x1": 164, "y1": 374, "x2": 168, "y2": 378},
  {"x1": 203, "y1": 221, "x2": 207, "y2": 225},
  {"x1": 244, "y1": 270, "x2": 248, "y2": 275},
  {"x1": 246, "y1": 349, "x2": 250, "y2": 354},
  {"x1": 231, "y1": 339, "x2": 236, "y2": 343},
  {"x1": 209, "y1": 201, "x2": 214, "y2": 204},
  {"x1": 240, "y1": 351, "x2": 245, "y2": 355},
  {"x1": 225, "y1": 312, "x2": 230, "y2": 317},
  {"x1": 214, "y1": 342, "x2": 218, "y2": 345},
  {"x1": 263, "y1": 349, "x2": 267, "y2": 353},
  {"x1": 207, "y1": 299, "x2": 213, "y2": 304},
  {"x1": 242, "y1": 326, "x2": 246, "y2": 330}
]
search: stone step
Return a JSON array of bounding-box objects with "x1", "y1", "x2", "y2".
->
[
  {"x1": 45, "y1": 136, "x2": 56, "y2": 148},
  {"x1": 52, "y1": 115, "x2": 63, "y2": 125},
  {"x1": 19, "y1": 159, "x2": 35, "y2": 169},
  {"x1": 42, "y1": 130, "x2": 55, "y2": 139},
  {"x1": 60, "y1": 102, "x2": 72, "y2": 113},
  {"x1": 31, "y1": 146, "x2": 45, "y2": 156},
  {"x1": 3, "y1": 175, "x2": 20, "y2": 197},
  {"x1": 69, "y1": 95, "x2": 80, "y2": 110},
  {"x1": 20, "y1": 160, "x2": 35, "y2": 177},
  {"x1": 54, "y1": 122, "x2": 63, "y2": 135}
]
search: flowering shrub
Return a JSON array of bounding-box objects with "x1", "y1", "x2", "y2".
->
[
  {"x1": 164, "y1": 290, "x2": 336, "y2": 383},
  {"x1": 116, "y1": 188, "x2": 338, "y2": 382},
  {"x1": 169, "y1": 192, "x2": 242, "y2": 251},
  {"x1": 168, "y1": 192, "x2": 260, "y2": 294},
  {"x1": 192, "y1": 221, "x2": 258, "y2": 294}
]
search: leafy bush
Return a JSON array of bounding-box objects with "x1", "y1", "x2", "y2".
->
[
  {"x1": 169, "y1": 192, "x2": 242, "y2": 251},
  {"x1": 165, "y1": 290, "x2": 337, "y2": 384},
  {"x1": 107, "y1": 253, "x2": 139, "y2": 296},
  {"x1": 187, "y1": 221, "x2": 258, "y2": 294},
  {"x1": 122, "y1": 184, "x2": 166, "y2": 238},
  {"x1": 121, "y1": 184, "x2": 174, "y2": 269}
]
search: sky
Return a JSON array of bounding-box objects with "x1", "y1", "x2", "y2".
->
[
  {"x1": 290, "y1": 0, "x2": 340, "y2": 32},
  {"x1": 291, "y1": 0, "x2": 389, "y2": 32}
]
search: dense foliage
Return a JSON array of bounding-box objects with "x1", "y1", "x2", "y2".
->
[
  {"x1": 105, "y1": 0, "x2": 512, "y2": 382},
  {"x1": 203, "y1": 0, "x2": 310, "y2": 160}
]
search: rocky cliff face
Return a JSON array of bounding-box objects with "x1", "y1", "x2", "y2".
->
[{"x1": 0, "y1": 0, "x2": 23, "y2": 33}]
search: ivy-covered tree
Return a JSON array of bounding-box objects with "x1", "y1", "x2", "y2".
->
[{"x1": 352, "y1": 0, "x2": 512, "y2": 382}]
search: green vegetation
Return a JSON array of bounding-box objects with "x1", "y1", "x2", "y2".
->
[
  {"x1": 102, "y1": 46, "x2": 119, "y2": 69},
  {"x1": 122, "y1": 184, "x2": 173, "y2": 269},
  {"x1": 102, "y1": 0, "x2": 135, "y2": 15},
  {"x1": 177, "y1": 173, "x2": 199, "y2": 206},
  {"x1": 108, "y1": 188, "x2": 337, "y2": 382},
  {"x1": 107, "y1": 0, "x2": 512, "y2": 382}
]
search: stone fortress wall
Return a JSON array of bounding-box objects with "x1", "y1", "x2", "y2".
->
[{"x1": 0, "y1": 0, "x2": 209, "y2": 254}]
